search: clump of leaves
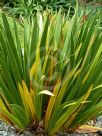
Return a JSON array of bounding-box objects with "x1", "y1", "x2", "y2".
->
[
  {"x1": 0, "y1": 7, "x2": 102, "y2": 136},
  {"x1": 2, "y1": 0, "x2": 76, "y2": 17}
]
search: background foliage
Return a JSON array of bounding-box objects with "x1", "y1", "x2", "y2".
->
[{"x1": 0, "y1": 0, "x2": 76, "y2": 16}]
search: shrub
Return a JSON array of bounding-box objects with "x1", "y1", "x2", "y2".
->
[
  {"x1": 0, "y1": 8, "x2": 102, "y2": 135},
  {"x1": 2, "y1": 0, "x2": 76, "y2": 17}
]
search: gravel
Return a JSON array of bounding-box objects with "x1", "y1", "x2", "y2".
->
[
  {"x1": 0, "y1": 121, "x2": 16, "y2": 136},
  {"x1": 0, "y1": 116, "x2": 102, "y2": 136}
]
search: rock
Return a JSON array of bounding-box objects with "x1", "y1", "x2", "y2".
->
[
  {"x1": 95, "y1": 122, "x2": 102, "y2": 128},
  {"x1": 98, "y1": 130, "x2": 102, "y2": 136},
  {"x1": 95, "y1": 116, "x2": 102, "y2": 136},
  {"x1": 57, "y1": 132, "x2": 71, "y2": 136},
  {"x1": 0, "y1": 131, "x2": 7, "y2": 136},
  {"x1": 97, "y1": 116, "x2": 102, "y2": 122},
  {"x1": 3, "y1": 132, "x2": 8, "y2": 136},
  {"x1": 71, "y1": 133, "x2": 80, "y2": 136},
  {"x1": 10, "y1": 133, "x2": 16, "y2": 136},
  {"x1": 20, "y1": 134, "x2": 25, "y2": 136},
  {"x1": 23, "y1": 130, "x2": 33, "y2": 136}
]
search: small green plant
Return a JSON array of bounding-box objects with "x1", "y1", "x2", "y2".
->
[
  {"x1": 0, "y1": 8, "x2": 102, "y2": 135},
  {"x1": 3, "y1": 0, "x2": 76, "y2": 17}
]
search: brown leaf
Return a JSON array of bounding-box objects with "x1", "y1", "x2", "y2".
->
[{"x1": 76, "y1": 125, "x2": 102, "y2": 133}]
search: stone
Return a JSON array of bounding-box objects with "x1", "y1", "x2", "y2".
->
[
  {"x1": 97, "y1": 116, "x2": 102, "y2": 122},
  {"x1": 98, "y1": 130, "x2": 102, "y2": 136},
  {"x1": 10, "y1": 134, "x2": 16, "y2": 136},
  {"x1": 0, "y1": 131, "x2": 7, "y2": 136},
  {"x1": 23, "y1": 130, "x2": 33, "y2": 136},
  {"x1": 95, "y1": 122, "x2": 102, "y2": 128},
  {"x1": 71, "y1": 133, "x2": 80, "y2": 136},
  {"x1": 3, "y1": 132, "x2": 8, "y2": 136},
  {"x1": 20, "y1": 134, "x2": 25, "y2": 136}
]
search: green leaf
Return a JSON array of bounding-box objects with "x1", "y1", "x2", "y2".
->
[{"x1": 11, "y1": 104, "x2": 30, "y2": 127}]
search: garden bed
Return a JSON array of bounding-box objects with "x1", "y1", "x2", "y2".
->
[{"x1": 0, "y1": 116, "x2": 102, "y2": 136}]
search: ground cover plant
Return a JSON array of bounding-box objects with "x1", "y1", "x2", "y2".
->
[
  {"x1": 0, "y1": 6, "x2": 102, "y2": 136},
  {"x1": 0, "y1": 0, "x2": 76, "y2": 17}
]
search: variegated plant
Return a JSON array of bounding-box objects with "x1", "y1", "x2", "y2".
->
[{"x1": 0, "y1": 7, "x2": 102, "y2": 136}]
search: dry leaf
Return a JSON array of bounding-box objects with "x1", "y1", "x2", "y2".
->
[{"x1": 76, "y1": 125, "x2": 102, "y2": 133}]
